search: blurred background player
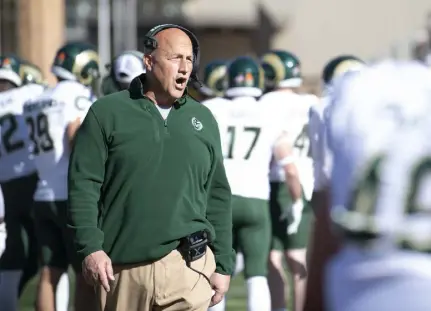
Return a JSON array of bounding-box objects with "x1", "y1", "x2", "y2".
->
[
  {"x1": 321, "y1": 55, "x2": 365, "y2": 95},
  {"x1": 304, "y1": 55, "x2": 365, "y2": 311},
  {"x1": 101, "y1": 50, "x2": 145, "y2": 95},
  {"x1": 17, "y1": 59, "x2": 47, "y2": 296},
  {"x1": 0, "y1": 55, "x2": 45, "y2": 311},
  {"x1": 308, "y1": 54, "x2": 366, "y2": 211},
  {"x1": 205, "y1": 56, "x2": 303, "y2": 311},
  {"x1": 188, "y1": 59, "x2": 228, "y2": 101},
  {"x1": 0, "y1": 186, "x2": 5, "y2": 256},
  {"x1": 19, "y1": 58, "x2": 70, "y2": 311},
  {"x1": 259, "y1": 50, "x2": 317, "y2": 311},
  {"x1": 24, "y1": 42, "x2": 100, "y2": 311},
  {"x1": 20, "y1": 61, "x2": 47, "y2": 86},
  {"x1": 326, "y1": 60, "x2": 431, "y2": 311}
]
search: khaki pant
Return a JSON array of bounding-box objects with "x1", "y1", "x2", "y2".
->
[{"x1": 98, "y1": 247, "x2": 216, "y2": 311}]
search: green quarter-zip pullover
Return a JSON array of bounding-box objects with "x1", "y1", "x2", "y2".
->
[{"x1": 67, "y1": 75, "x2": 235, "y2": 275}]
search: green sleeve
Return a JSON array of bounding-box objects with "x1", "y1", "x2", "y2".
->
[
  {"x1": 67, "y1": 108, "x2": 107, "y2": 262},
  {"x1": 207, "y1": 118, "x2": 235, "y2": 275}
]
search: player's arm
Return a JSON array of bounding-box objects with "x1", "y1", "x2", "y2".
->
[
  {"x1": 273, "y1": 132, "x2": 302, "y2": 202},
  {"x1": 66, "y1": 96, "x2": 93, "y2": 148},
  {"x1": 67, "y1": 118, "x2": 81, "y2": 147},
  {"x1": 273, "y1": 132, "x2": 304, "y2": 234},
  {"x1": 67, "y1": 107, "x2": 107, "y2": 262}
]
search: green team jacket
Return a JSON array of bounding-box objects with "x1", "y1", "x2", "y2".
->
[{"x1": 67, "y1": 74, "x2": 235, "y2": 275}]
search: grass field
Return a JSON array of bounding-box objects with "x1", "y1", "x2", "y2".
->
[{"x1": 19, "y1": 272, "x2": 251, "y2": 311}]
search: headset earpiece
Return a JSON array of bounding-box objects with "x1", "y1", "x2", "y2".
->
[{"x1": 143, "y1": 37, "x2": 158, "y2": 53}]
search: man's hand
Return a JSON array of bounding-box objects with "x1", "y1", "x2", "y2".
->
[
  {"x1": 209, "y1": 273, "x2": 231, "y2": 306},
  {"x1": 280, "y1": 199, "x2": 304, "y2": 235},
  {"x1": 82, "y1": 250, "x2": 115, "y2": 292}
]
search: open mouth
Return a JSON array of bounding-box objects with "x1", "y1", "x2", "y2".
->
[{"x1": 175, "y1": 77, "x2": 187, "y2": 88}]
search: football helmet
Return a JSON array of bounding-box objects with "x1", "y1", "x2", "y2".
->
[
  {"x1": 225, "y1": 56, "x2": 265, "y2": 98},
  {"x1": 21, "y1": 60, "x2": 44, "y2": 85},
  {"x1": 200, "y1": 60, "x2": 228, "y2": 97},
  {"x1": 322, "y1": 55, "x2": 365, "y2": 86},
  {"x1": 260, "y1": 50, "x2": 301, "y2": 91},
  {"x1": 51, "y1": 42, "x2": 100, "y2": 89},
  {"x1": 0, "y1": 55, "x2": 22, "y2": 87}
]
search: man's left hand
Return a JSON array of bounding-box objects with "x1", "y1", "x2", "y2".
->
[{"x1": 209, "y1": 273, "x2": 230, "y2": 306}]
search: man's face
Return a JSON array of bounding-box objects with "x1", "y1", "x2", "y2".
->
[
  {"x1": 0, "y1": 79, "x2": 16, "y2": 92},
  {"x1": 145, "y1": 29, "x2": 194, "y2": 100}
]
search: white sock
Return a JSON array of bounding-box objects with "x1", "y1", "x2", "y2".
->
[
  {"x1": 56, "y1": 273, "x2": 70, "y2": 311},
  {"x1": 0, "y1": 270, "x2": 23, "y2": 311},
  {"x1": 234, "y1": 252, "x2": 244, "y2": 276},
  {"x1": 207, "y1": 296, "x2": 226, "y2": 311},
  {"x1": 246, "y1": 276, "x2": 271, "y2": 311}
]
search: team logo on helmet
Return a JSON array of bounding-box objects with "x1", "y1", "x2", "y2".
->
[
  {"x1": 244, "y1": 72, "x2": 254, "y2": 87},
  {"x1": 57, "y1": 52, "x2": 66, "y2": 64},
  {"x1": 2, "y1": 58, "x2": 11, "y2": 69}
]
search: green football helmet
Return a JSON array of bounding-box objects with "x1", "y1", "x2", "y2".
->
[
  {"x1": 51, "y1": 42, "x2": 100, "y2": 89},
  {"x1": 21, "y1": 60, "x2": 45, "y2": 85},
  {"x1": 322, "y1": 55, "x2": 365, "y2": 86},
  {"x1": 200, "y1": 60, "x2": 228, "y2": 97},
  {"x1": 225, "y1": 56, "x2": 265, "y2": 98},
  {"x1": 0, "y1": 55, "x2": 22, "y2": 87},
  {"x1": 260, "y1": 50, "x2": 302, "y2": 91}
]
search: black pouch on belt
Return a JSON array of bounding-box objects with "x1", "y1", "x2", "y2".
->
[{"x1": 178, "y1": 230, "x2": 208, "y2": 262}]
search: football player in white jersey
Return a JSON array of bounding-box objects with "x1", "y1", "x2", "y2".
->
[
  {"x1": 24, "y1": 42, "x2": 100, "y2": 311},
  {"x1": 258, "y1": 50, "x2": 318, "y2": 311},
  {"x1": 0, "y1": 185, "x2": 5, "y2": 256},
  {"x1": 19, "y1": 60, "x2": 70, "y2": 311},
  {"x1": 325, "y1": 60, "x2": 431, "y2": 311},
  {"x1": 101, "y1": 50, "x2": 146, "y2": 95},
  {"x1": 304, "y1": 55, "x2": 365, "y2": 311},
  {"x1": 205, "y1": 56, "x2": 303, "y2": 311},
  {"x1": 0, "y1": 55, "x2": 45, "y2": 311},
  {"x1": 308, "y1": 55, "x2": 366, "y2": 205},
  {"x1": 18, "y1": 59, "x2": 51, "y2": 296}
]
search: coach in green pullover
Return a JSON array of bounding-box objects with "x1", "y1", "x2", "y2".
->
[{"x1": 67, "y1": 25, "x2": 234, "y2": 311}]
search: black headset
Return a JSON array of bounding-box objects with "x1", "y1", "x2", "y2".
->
[{"x1": 143, "y1": 24, "x2": 201, "y2": 86}]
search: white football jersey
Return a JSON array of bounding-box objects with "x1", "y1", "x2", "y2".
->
[
  {"x1": 204, "y1": 96, "x2": 290, "y2": 200},
  {"x1": 0, "y1": 84, "x2": 44, "y2": 182},
  {"x1": 0, "y1": 185, "x2": 4, "y2": 219},
  {"x1": 24, "y1": 81, "x2": 94, "y2": 201},
  {"x1": 328, "y1": 60, "x2": 431, "y2": 254},
  {"x1": 0, "y1": 185, "x2": 4, "y2": 256},
  {"x1": 261, "y1": 90, "x2": 317, "y2": 201},
  {"x1": 325, "y1": 61, "x2": 431, "y2": 311},
  {"x1": 308, "y1": 96, "x2": 333, "y2": 193}
]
